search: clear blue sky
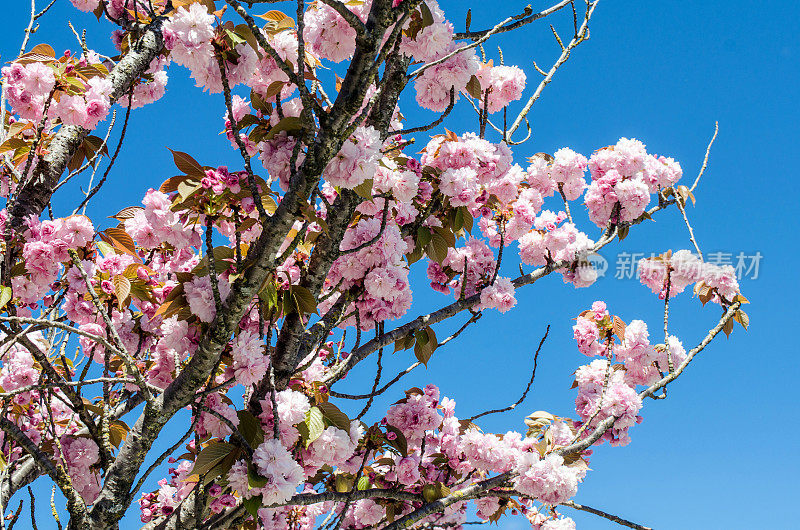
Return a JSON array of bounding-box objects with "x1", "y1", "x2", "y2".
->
[{"x1": 3, "y1": 1, "x2": 797, "y2": 528}]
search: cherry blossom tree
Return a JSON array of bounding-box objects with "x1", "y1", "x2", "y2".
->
[{"x1": 0, "y1": 0, "x2": 749, "y2": 529}]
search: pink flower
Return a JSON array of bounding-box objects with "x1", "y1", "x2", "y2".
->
[
  {"x1": 252, "y1": 439, "x2": 304, "y2": 504},
  {"x1": 231, "y1": 330, "x2": 268, "y2": 387},
  {"x1": 479, "y1": 277, "x2": 517, "y2": 313},
  {"x1": 56, "y1": 215, "x2": 94, "y2": 248},
  {"x1": 69, "y1": 0, "x2": 101, "y2": 12},
  {"x1": 395, "y1": 455, "x2": 421, "y2": 486},
  {"x1": 184, "y1": 275, "x2": 231, "y2": 323},
  {"x1": 54, "y1": 94, "x2": 89, "y2": 127}
]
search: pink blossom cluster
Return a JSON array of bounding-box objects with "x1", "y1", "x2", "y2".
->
[
  {"x1": 139, "y1": 459, "x2": 195, "y2": 522},
  {"x1": 585, "y1": 138, "x2": 683, "y2": 226},
  {"x1": 61, "y1": 436, "x2": 102, "y2": 502},
  {"x1": 125, "y1": 189, "x2": 202, "y2": 250},
  {"x1": 148, "y1": 316, "x2": 199, "y2": 389},
  {"x1": 0, "y1": 342, "x2": 39, "y2": 399},
  {"x1": 415, "y1": 47, "x2": 479, "y2": 109},
  {"x1": 195, "y1": 392, "x2": 239, "y2": 439},
  {"x1": 13, "y1": 215, "x2": 95, "y2": 308},
  {"x1": 163, "y1": 4, "x2": 257, "y2": 93},
  {"x1": 69, "y1": 0, "x2": 101, "y2": 12},
  {"x1": 398, "y1": 1, "x2": 453, "y2": 63},
  {"x1": 513, "y1": 453, "x2": 584, "y2": 505},
  {"x1": 256, "y1": 502, "x2": 331, "y2": 530},
  {"x1": 3, "y1": 61, "x2": 112, "y2": 129},
  {"x1": 478, "y1": 276, "x2": 517, "y2": 313},
  {"x1": 571, "y1": 302, "x2": 692, "y2": 441},
  {"x1": 2, "y1": 62, "x2": 55, "y2": 121},
  {"x1": 476, "y1": 64, "x2": 527, "y2": 113},
  {"x1": 258, "y1": 389, "x2": 312, "y2": 447},
  {"x1": 637, "y1": 249, "x2": 740, "y2": 302},
  {"x1": 536, "y1": 148, "x2": 589, "y2": 201},
  {"x1": 373, "y1": 158, "x2": 421, "y2": 204},
  {"x1": 249, "y1": 31, "x2": 299, "y2": 101},
  {"x1": 303, "y1": 0, "x2": 372, "y2": 63},
  {"x1": 428, "y1": 236, "x2": 496, "y2": 297},
  {"x1": 301, "y1": 424, "x2": 359, "y2": 476},
  {"x1": 121, "y1": 56, "x2": 169, "y2": 110},
  {"x1": 324, "y1": 216, "x2": 412, "y2": 330},
  {"x1": 422, "y1": 132, "x2": 513, "y2": 210},
  {"x1": 323, "y1": 126, "x2": 382, "y2": 189},
  {"x1": 185, "y1": 274, "x2": 232, "y2": 323},
  {"x1": 250, "y1": 439, "x2": 306, "y2": 504},
  {"x1": 574, "y1": 359, "x2": 643, "y2": 446},
  {"x1": 403, "y1": 3, "x2": 482, "y2": 111},
  {"x1": 384, "y1": 390, "x2": 444, "y2": 443},
  {"x1": 617, "y1": 320, "x2": 687, "y2": 386},
  {"x1": 517, "y1": 210, "x2": 596, "y2": 287},
  {"x1": 230, "y1": 329, "x2": 268, "y2": 388},
  {"x1": 572, "y1": 301, "x2": 610, "y2": 357},
  {"x1": 259, "y1": 130, "x2": 305, "y2": 191}
]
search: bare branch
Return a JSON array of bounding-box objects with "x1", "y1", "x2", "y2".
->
[
  {"x1": 690, "y1": 121, "x2": 719, "y2": 193},
  {"x1": 9, "y1": 20, "x2": 166, "y2": 230},
  {"x1": 468, "y1": 325, "x2": 548, "y2": 422},
  {"x1": 560, "y1": 500, "x2": 653, "y2": 530},
  {"x1": 507, "y1": 1, "x2": 599, "y2": 136},
  {"x1": 454, "y1": 0, "x2": 574, "y2": 40}
]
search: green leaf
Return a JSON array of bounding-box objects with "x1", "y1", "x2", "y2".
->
[
  {"x1": 225, "y1": 28, "x2": 247, "y2": 46},
  {"x1": 113, "y1": 275, "x2": 131, "y2": 310},
  {"x1": 177, "y1": 179, "x2": 202, "y2": 200},
  {"x1": 237, "y1": 410, "x2": 265, "y2": 447},
  {"x1": 191, "y1": 442, "x2": 236, "y2": 477},
  {"x1": 234, "y1": 24, "x2": 261, "y2": 55},
  {"x1": 264, "y1": 81, "x2": 285, "y2": 100},
  {"x1": 316, "y1": 401, "x2": 351, "y2": 432},
  {"x1": 256, "y1": 9, "x2": 290, "y2": 23},
  {"x1": 352, "y1": 179, "x2": 374, "y2": 200},
  {"x1": 168, "y1": 148, "x2": 205, "y2": 177},
  {"x1": 723, "y1": 316, "x2": 734, "y2": 338},
  {"x1": 303, "y1": 407, "x2": 325, "y2": 447},
  {"x1": 248, "y1": 463, "x2": 269, "y2": 488},
  {"x1": 394, "y1": 333, "x2": 415, "y2": 352},
  {"x1": 734, "y1": 309, "x2": 749, "y2": 330},
  {"x1": 108, "y1": 421, "x2": 129, "y2": 449},
  {"x1": 291, "y1": 285, "x2": 318, "y2": 315},
  {"x1": 420, "y1": 1, "x2": 434, "y2": 27},
  {"x1": 264, "y1": 116, "x2": 302, "y2": 141},
  {"x1": 262, "y1": 195, "x2": 278, "y2": 214},
  {"x1": 0, "y1": 286, "x2": 12, "y2": 311},
  {"x1": 110, "y1": 206, "x2": 144, "y2": 221},
  {"x1": 422, "y1": 482, "x2": 451, "y2": 502},
  {"x1": 416, "y1": 226, "x2": 432, "y2": 248},
  {"x1": 242, "y1": 496, "x2": 262, "y2": 518},
  {"x1": 426, "y1": 229, "x2": 450, "y2": 263},
  {"x1": 413, "y1": 326, "x2": 437, "y2": 366},
  {"x1": 99, "y1": 227, "x2": 137, "y2": 256},
  {"x1": 259, "y1": 282, "x2": 279, "y2": 311},
  {"x1": 357, "y1": 475, "x2": 370, "y2": 490},
  {"x1": 335, "y1": 474, "x2": 354, "y2": 493},
  {"x1": 465, "y1": 75, "x2": 482, "y2": 99},
  {"x1": 385, "y1": 425, "x2": 407, "y2": 457},
  {"x1": 460, "y1": 207, "x2": 474, "y2": 234}
]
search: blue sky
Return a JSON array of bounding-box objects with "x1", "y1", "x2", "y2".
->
[{"x1": 3, "y1": 0, "x2": 798, "y2": 528}]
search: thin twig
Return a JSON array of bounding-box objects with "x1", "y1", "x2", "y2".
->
[
  {"x1": 560, "y1": 501, "x2": 652, "y2": 530},
  {"x1": 468, "y1": 325, "x2": 548, "y2": 422},
  {"x1": 690, "y1": 121, "x2": 719, "y2": 192}
]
